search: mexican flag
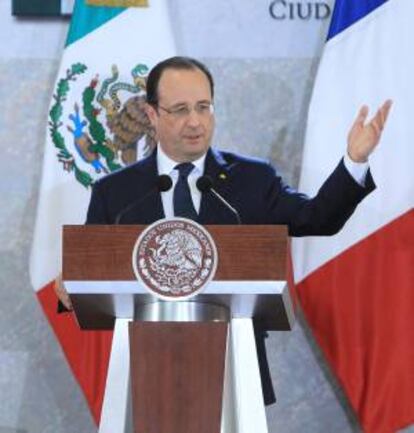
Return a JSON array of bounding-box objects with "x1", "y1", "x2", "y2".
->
[
  {"x1": 30, "y1": 0, "x2": 175, "y2": 424},
  {"x1": 292, "y1": 0, "x2": 414, "y2": 432}
]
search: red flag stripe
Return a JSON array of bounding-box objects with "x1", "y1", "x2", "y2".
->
[
  {"x1": 296, "y1": 209, "x2": 414, "y2": 433},
  {"x1": 37, "y1": 282, "x2": 113, "y2": 425}
]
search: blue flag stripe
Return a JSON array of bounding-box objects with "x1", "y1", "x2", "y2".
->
[
  {"x1": 327, "y1": 0, "x2": 389, "y2": 40},
  {"x1": 66, "y1": 0, "x2": 125, "y2": 47}
]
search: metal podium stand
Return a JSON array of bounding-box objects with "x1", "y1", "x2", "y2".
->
[{"x1": 63, "y1": 225, "x2": 295, "y2": 433}]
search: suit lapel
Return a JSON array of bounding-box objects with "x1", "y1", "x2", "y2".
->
[
  {"x1": 129, "y1": 150, "x2": 165, "y2": 223},
  {"x1": 198, "y1": 148, "x2": 236, "y2": 225}
]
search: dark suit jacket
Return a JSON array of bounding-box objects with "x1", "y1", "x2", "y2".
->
[
  {"x1": 87, "y1": 147, "x2": 375, "y2": 233},
  {"x1": 85, "y1": 147, "x2": 375, "y2": 404}
]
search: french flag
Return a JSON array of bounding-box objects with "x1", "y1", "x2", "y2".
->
[{"x1": 292, "y1": 1, "x2": 414, "y2": 432}]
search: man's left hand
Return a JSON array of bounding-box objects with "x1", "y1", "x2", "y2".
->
[{"x1": 347, "y1": 100, "x2": 392, "y2": 162}]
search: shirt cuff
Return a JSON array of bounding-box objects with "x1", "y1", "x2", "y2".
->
[{"x1": 343, "y1": 153, "x2": 369, "y2": 186}]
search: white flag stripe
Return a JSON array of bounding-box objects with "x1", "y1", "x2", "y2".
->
[
  {"x1": 30, "y1": 143, "x2": 91, "y2": 290},
  {"x1": 292, "y1": 0, "x2": 414, "y2": 283}
]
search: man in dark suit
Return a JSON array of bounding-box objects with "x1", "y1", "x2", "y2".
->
[
  {"x1": 57, "y1": 56, "x2": 391, "y2": 403},
  {"x1": 85, "y1": 56, "x2": 391, "y2": 231}
]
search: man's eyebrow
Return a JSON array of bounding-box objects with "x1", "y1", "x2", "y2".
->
[
  {"x1": 168, "y1": 99, "x2": 212, "y2": 108},
  {"x1": 168, "y1": 102, "x2": 188, "y2": 108}
]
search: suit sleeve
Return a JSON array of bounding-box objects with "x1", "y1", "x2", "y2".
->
[
  {"x1": 85, "y1": 180, "x2": 110, "y2": 224},
  {"x1": 267, "y1": 158, "x2": 376, "y2": 237},
  {"x1": 57, "y1": 180, "x2": 110, "y2": 313}
]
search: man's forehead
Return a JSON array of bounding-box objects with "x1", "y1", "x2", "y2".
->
[{"x1": 157, "y1": 67, "x2": 212, "y2": 102}]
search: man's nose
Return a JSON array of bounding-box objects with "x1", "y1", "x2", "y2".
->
[{"x1": 186, "y1": 108, "x2": 202, "y2": 127}]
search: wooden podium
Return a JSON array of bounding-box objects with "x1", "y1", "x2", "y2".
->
[{"x1": 63, "y1": 225, "x2": 295, "y2": 433}]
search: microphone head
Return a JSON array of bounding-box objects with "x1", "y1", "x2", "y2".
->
[
  {"x1": 196, "y1": 175, "x2": 213, "y2": 192},
  {"x1": 157, "y1": 174, "x2": 173, "y2": 192}
]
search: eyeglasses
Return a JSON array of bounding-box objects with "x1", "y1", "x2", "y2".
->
[{"x1": 156, "y1": 102, "x2": 214, "y2": 119}]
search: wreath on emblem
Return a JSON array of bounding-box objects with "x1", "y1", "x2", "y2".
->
[{"x1": 49, "y1": 62, "x2": 157, "y2": 188}]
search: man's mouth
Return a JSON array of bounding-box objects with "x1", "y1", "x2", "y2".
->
[{"x1": 184, "y1": 134, "x2": 202, "y2": 141}]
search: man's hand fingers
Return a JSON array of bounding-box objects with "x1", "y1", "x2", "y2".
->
[
  {"x1": 369, "y1": 118, "x2": 381, "y2": 138},
  {"x1": 347, "y1": 100, "x2": 391, "y2": 162},
  {"x1": 357, "y1": 105, "x2": 369, "y2": 125},
  {"x1": 348, "y1": 105, "x2": 369, "y2": 140},
  {"x1": 60, "y1": 292, "x2": 73, "y2": 310},
  {"x1": 381, "y1": 99, "x2": 393, "y2": 125},
  {"x1": 371, "y1": 100, "x2": 392, "y2": 133},
  {"x1": 376, "y1": 100, "x2": 392, "y2": 129},
  {"x1": 54, "y1": 274, "x2": 73, "y2": 310}
]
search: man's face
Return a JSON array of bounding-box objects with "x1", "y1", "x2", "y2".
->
[{"x1": 146, "y1": 67, "x2": 215, "y2": 162}]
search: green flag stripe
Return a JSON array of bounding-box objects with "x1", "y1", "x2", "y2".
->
[{"x1": 66, "y1": 0, "x2": 126, "y2": 47}]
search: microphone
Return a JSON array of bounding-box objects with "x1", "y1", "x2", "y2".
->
[
  {"x1": 196, "y1": 175, "x2": 241, "y2": 224},
  {"x1": 157, "y1": 174, "x2": 173, "y2": 192},
  {"x1": 115, "y1": 174, "x2": 172, "y2": 224}
]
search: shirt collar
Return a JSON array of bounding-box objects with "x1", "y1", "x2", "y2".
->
[{"x1": 157, "y1": 144, "x2": 207, "y2": 176}]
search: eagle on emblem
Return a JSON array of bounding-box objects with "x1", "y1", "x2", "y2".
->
[
  {"x1": 97, "y1": 64, "x2": 157, "y2": 164},
  {"x1": 150, "y1": 230, "x2": 203, "y2": 271}
]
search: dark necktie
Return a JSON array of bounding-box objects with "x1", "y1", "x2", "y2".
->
[{"x1": 173, "y1": 162, "x2": 197, "y2": 220}]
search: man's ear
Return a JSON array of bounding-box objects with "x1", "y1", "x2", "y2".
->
[{"x1": 145, "y1": 103, "x2": 158, "y2": 127}]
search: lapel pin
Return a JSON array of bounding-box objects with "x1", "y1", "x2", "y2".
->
[{"x1": 219, "y1": 173, "x2": 227, "y2": 180}]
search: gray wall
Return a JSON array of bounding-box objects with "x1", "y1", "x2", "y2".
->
[{"x1": 1, "y1": 0, "x2": 413, "y2": 432}]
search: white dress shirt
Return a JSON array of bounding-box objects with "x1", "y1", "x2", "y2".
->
[
  {"x1": 156, "y1": 144, "x2": 369, "y2": 218},
  {"x1": 157, "y1": 145, "x2": 206, "y2": 218},
  {"x1": 343, "y1": 152, "x2": 369, "y2": 186}
]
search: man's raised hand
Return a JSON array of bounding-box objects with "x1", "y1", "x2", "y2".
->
[{"x1": 347, "y1": 100, "x2": 392, "y2": 163}]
